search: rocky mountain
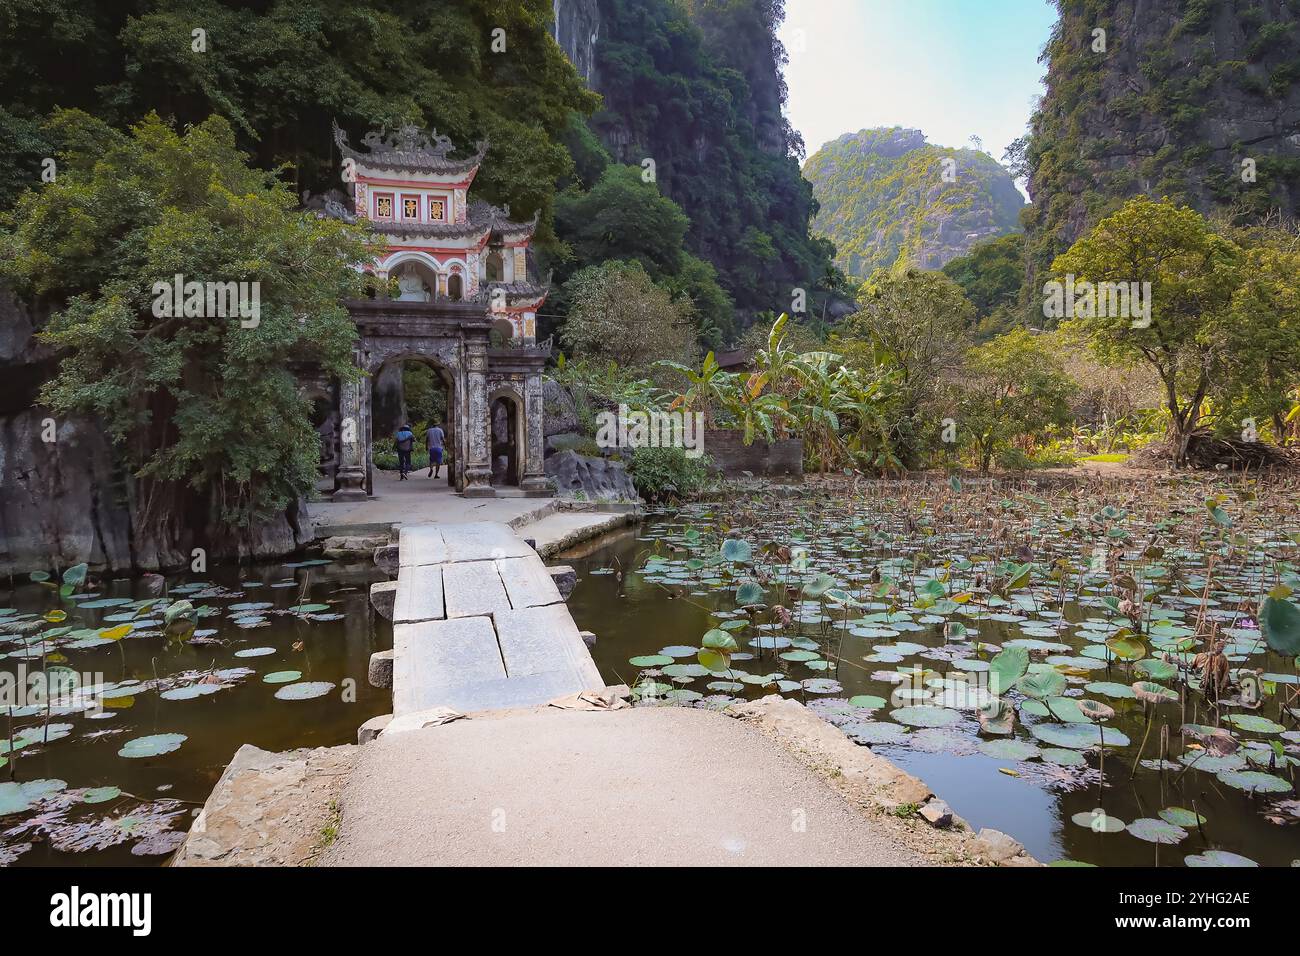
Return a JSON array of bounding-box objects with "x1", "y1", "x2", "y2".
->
[
  {"x1": 576, "y1": 0, "x2": 835, "y2": 322},
  {"x1": 803, "y1": 128, "x2": 1025, "y2": 279},
  {"x1": 551, "y1": 0, "x2": 602, "y2": 83},
  {"x1": 1023, "y1": 0, "x2": 1300, "y2": 282}
]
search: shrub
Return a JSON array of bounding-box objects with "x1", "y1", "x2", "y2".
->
[{"x1": 627, "y1": 447, "x2": 713, "y2": 502}]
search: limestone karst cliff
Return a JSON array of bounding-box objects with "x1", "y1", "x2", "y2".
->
[
  {"x1": 803, "y1": 128, "x2": 1026, "y2": 279},
  {"x1": 552, "y1": 0, "x2": 601, "y2": 82},
  {"x1": 1023, "y1": 0, "x2": 1300, "y2": 280}
]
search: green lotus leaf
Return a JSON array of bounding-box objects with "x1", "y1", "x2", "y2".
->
[
  {"x1": 988, "y1": 645, "x2": 1029, "y2": 695},
  {"x1": 1016, "y1": 669, "x2": 1066, "y2": 700},
  {"x1": 1259, "y1": 596, "x2": 1300, "y2": 656},
  {"x1": 1127, "y1": 818, "x2": 1188, "y2": 844}
]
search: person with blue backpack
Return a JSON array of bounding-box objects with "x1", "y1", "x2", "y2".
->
[{"x1": 394, "y1": 423, "x2": 415, "y2": 480}]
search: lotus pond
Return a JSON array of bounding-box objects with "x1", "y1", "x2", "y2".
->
[
  {"x1": 566, "y1": 475, "x2": 1300, "y2": 867},
  {"x1": 0, "y1": 558, "x2": 390, "y2": 865}
]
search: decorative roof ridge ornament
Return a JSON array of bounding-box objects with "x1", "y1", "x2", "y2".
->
[{"x1": 332, "y1": 119, "x2": 488, "y2": 172}]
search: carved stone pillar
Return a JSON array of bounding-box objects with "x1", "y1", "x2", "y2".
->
[
  {"x1": 520, "y1": 372, "x2": 550, "y2": 496},
  {"x1": 332, "y1": 363, "x2": 368, "y2": 501},
  {"x1": 462, "y1": 342, "x2": 494, "y2": 497}
]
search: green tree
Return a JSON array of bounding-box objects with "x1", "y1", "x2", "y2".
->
[
  {"x1": 560, "y1": 260, "x2": 697, "y2": 372},
  {"x1": 1217, "y1": 238, "x2": 1300, "y2": 443},
  {"x1": 554, "y1": 165, "x2": 690, "y2": 278},
  {"x1": 941, "y1": 233, "x2": 1027, "y2": 338},
  {"x1": 0, "y1": 111, "x2": 375, "y2": 533},
  {"x1": 554, "y1": 165, "x2": 733, "y2": 348},
  {"x1": 833, "y1": 268, "x2": 972, "y2": 463},
  {"x1": 1052, "y1": 197, "x2": 1241, "y2": 465},
  {"x1": 950, "y1": 329, "x2": 1076, "y2": 472}
]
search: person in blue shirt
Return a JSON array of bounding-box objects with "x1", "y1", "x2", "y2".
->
[
  {"x1": 426, "y1": 421, "x2": 446, "y2": 478},
  {"x1": 394, "y1": 424, "x2": 415, "y2": 480}
]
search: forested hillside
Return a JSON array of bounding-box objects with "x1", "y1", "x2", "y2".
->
[
  {"x1": 0, "y1": 0, "x2": 596, "y2": 238},
  {"x1": 803, "y1": 128, "x2": 1025, "y2": 279}
]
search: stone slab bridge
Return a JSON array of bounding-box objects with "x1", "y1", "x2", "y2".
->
[{"x1": 366, "y1": 521, "x2": 602, "y2": 723}]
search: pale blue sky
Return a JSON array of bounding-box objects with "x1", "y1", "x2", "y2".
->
[{"x1": 778, "y1": 0, "x2": 1059, "y2": 167}]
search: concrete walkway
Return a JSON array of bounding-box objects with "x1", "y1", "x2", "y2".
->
[
  {"x1": 311, "y1": 471, "x2": 552, "y2": 537},
  {"x1": 320, "y1": 706, "x2": 924, "y2": 867},
  {"x1": 309, "y1": 469, "x2": 637, "y2": 556}
]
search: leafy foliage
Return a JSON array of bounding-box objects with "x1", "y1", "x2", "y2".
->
[
  {"x1": 0, "y1": 0, "x2": 599, "y2": 243},
  {"x1": 947, "y1": 329, "x2": 1077, "y2": 472},
  {"x1": 560, "y1": 260, "x2": 698, "y2": 372},
  {"x1": 626, "y1": 445, "x2": 713, "y2": 502},
  {"x1": 941, "y1": 233, "x2": 1030, "y2": 339},
  {"x1": 0, "y1": 111, "x2": 375, "y2": 521}
]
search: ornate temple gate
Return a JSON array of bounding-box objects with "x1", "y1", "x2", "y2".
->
[{"x1": 328, "y1": 298, "x2": 550, "y2": 500}]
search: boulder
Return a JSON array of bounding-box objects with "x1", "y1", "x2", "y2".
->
[
  {"x1": 374, "y1": 544, "x2": 399, "y2": 577},
  {"x1": 973, "y1": 828, "x2": 1026, "y2": 864},
  {"x1": 322, "y1": 533, "x2": 389, "y2": 559},
  {"x1": 542, "y1": 379, "x2": 580, "y2": 437},
  {"x1": 919, "y1": 798, "x2": 953, "y2": 828},
  {"x1": 544, "y1": 450, "x2": 638, "y2": 502}
]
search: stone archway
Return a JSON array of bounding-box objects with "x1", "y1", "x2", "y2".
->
[{"x1": 330, "y1": 299, "x2": 537, "y2": 501}]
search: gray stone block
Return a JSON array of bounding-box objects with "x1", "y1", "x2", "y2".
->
[
  {"x1": 393, "y1": 617, "x2": 506, "y2": 715},
  {"x1": 547, "y1": 565, "x2": 577, "y2": 599},
  {"x1": 368, "y1": 649, "x2": 394, "y2": 688},
  {"x1": 442, "y1": 561, "x2": 511, "y2": 618},
  {"x1": 493, "y1": 604, "x2": 603, "y2": 688},
  {"x1": 398, "y1": 524, "x2": 448, "y2": 567},
  {"x1": 369, "y1": 581, "x2": 396, "y2": 622},
  {"x1": 393, "y1": 564, "x2": 445, "y2": 624},
  {"x1": 358, "y1": 713, "x2": 392, "y2": 744},
  {"x1": 496, "y1": 556, "x2": 563, "y2": 609}
]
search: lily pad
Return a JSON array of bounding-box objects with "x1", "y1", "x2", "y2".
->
[
  {"x1": 262, "y1": 670, "x2": 303, "y2": 684},
  {"x1": 1184, "y1": 850, "x2": 1258, "y2": 867},
  {"x1": 1029, "y1": 722, "x2": 1130, "y2": 750},
  {"x1": 273, "y1": 681, "x2": 335, "y2": 701},
  {"x1": 891, "y1": 705, "x2": 962, "y2": 728},
  {"x1": 118, "y1": 733, "x2": 187, "y2": 759},
  {"x1": 1127, "y1": 818, "x2": 1188, "y2": 844},
  {"x1": 1215, "y1": 770, "x2": 1292, "y2": 793}
]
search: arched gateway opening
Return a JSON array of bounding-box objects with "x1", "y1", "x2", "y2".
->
[
  {"x1": 368, "y1": 355, "x2": 455, "y2": 490},
  {"x1": 489, "y1": 392, "x2": 524, "y2": 487}
]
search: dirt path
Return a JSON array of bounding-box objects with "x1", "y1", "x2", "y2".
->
[{"x1": 320, "y1": 706, "x2": 924, "y2": 867}]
